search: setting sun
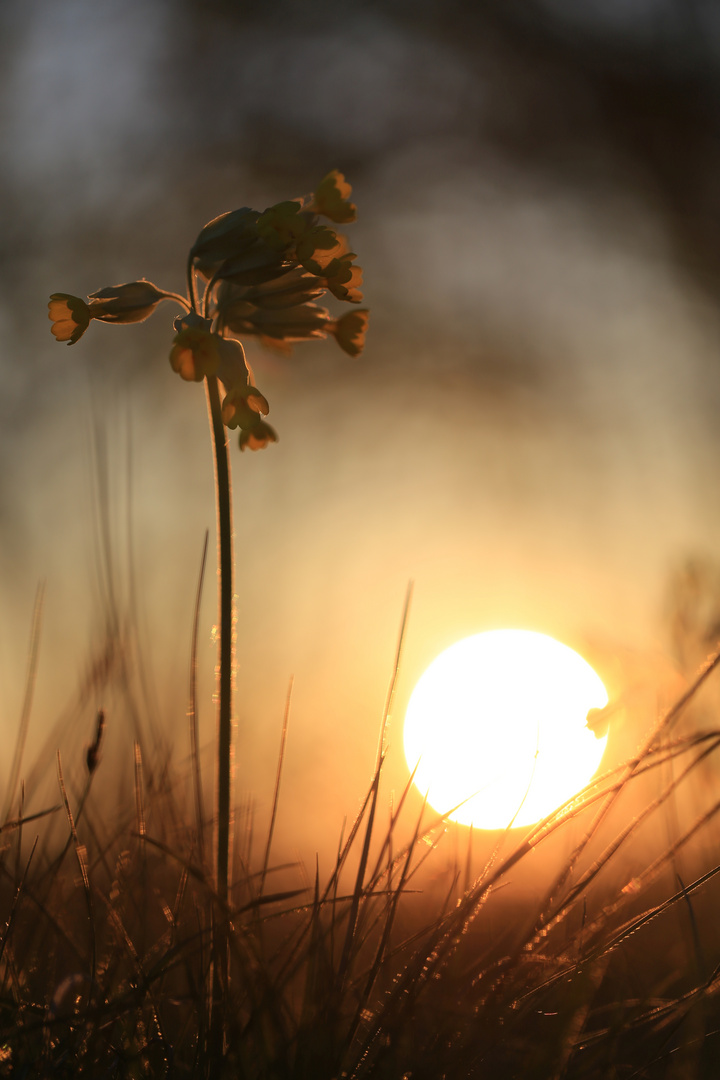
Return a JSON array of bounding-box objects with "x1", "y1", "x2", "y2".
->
[{"x1": 404, "y1": 630, "x2": 609, "y2": 830}]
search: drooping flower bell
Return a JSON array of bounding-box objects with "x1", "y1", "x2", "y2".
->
[
  {"x1": 169, "y1": 326, "x2": 221, "y2": 382},
  {"x1": 330, "y1": 310, "x2": 370, "y2": 358},
  {"x1": 238, "y1": 420, "x2": 278, "y2": 452},
  {"x1": 48, "y1": 294, "x2": 91, "y2": 344}
]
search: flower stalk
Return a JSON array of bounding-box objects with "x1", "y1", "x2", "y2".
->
[
  {"x1": 207, "y1": 374, "x2": 234, "y2": 905},
  {"x1": 205, "y1": 371, "x2": 234, "y2": 1051}
]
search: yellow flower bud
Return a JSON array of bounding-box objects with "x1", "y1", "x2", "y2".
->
[
  {"x1": 87, "y1": 280, "x2": 170, "y2": 324},
  {"x1": 191, "y1": 207, "x2": 260, "y2": 280}
]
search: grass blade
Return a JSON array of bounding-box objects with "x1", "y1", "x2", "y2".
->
[
  {"x1": 2, "y1": 583, "x2": 44, "y2": 825},
  {"x1": 260, "y1": 675, "x2": 293, "y2": 898},
  {"x1": 189, "y1": 530, "x2": 209, "y2": 866}
]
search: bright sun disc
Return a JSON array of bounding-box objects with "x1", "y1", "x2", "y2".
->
[{"x1": 403, "y1": 630, "x2": 608, "y2": 830}]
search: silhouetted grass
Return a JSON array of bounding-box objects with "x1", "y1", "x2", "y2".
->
[{"x1": 4, "y1": 607, "x2": 720, "y2": 1078}]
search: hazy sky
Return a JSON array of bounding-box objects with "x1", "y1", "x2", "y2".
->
[{"x1": 3, "y1": 0, "x2": 720, "y2": 863}]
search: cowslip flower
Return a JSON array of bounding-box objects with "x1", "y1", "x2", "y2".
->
[
  {"x1": 256, "y1": 200, "x2": 312, "y2": 251},
  {"x1": 49, "y1": 172, "x2": 369, "y2": 453},
  {"x1": 48, "y1": 294, "x2": 91, "y2": 344},
  {"x1": 330, "y1": 309, "x2": 370, "y2": 358},
  {"x1": 306, "y1": 170, "x2": 357, "y2": 224},
  {"x1": 295, "y1": 225, "x2": 349, "y2": 277},
  {"x1": 324, "y1": 255, "x2": 363, "y2": 303},
  {"x1": 238, "y1": 419, "x2": 278, "y2": 452},
  {"x1": 169, "y1": 327, "x2": 221, "y2": 382},
  {"x1": 221, "y1": 384, "x2": 270, "y2": 430}
]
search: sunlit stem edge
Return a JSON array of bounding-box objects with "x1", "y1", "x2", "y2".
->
[{"x1": 204, "y1": 372, "x2": 235, "y2": 1050}]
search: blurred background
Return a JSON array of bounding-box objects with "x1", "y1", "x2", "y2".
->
[{"x1": 3, "y1": 0, "x2": 720, "y2": 870}]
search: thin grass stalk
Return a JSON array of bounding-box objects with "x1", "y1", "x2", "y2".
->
[
  {"x1": 676, "y1": 870, "x2": 707, "y2": 982},
  {"x1": 189, "y1": 530, "x2": 209, "y2": 866},
  {"x1": 374, "y1": 581, "x2": 412, "y2": 770},
  {"x1": 22, "y1": 637, "x2": 117, "y2": 799},
  {"x1": 0, "y1": 836, "x2": 38, "y2": 970},
  {"x1": 336, "y1": 586, "x2": 412, "y2": 992},
  {"x1": 0, "y1": 855, "x2": 86, "y2": 970},
  {"x1": 89, "y1": 420, "x2": 119, "y2": 640},
  {"x1": 465, "y1": 738, "x2": 720, "y2": 1010},
  {"x1": 1, "y1": 582, "x2": 44, "y2": 826},
  {"x1": 523, "y1": 726, "x2": 720, "y2": 957},
  {"x1": 265, "y1": 796, "x2": 385, "y2": 998},
  {"x1": 0, "y1": 805, "x2": 59, "y2": 836},
  {"x1": 260, "y1": 676, "x2": 293, "y2": 898},
  {"x1": 14, "y1": 783, "x2": 24, "y2": 888},
  {"x1": 134, "y1": 740, "x2": 146, "y2": 839},
  {"x1": 56, "y1": 752, "x2": 96, "y2": 994},
  {"x1": 463, "y1": 823, "x2": 474, "y2": 895},
  {"x1": 365, "y1": 762, "x2": 420, "y2": 892},
  {"x1": 336, "y1": 762, "x2": 382, "y2": 995},
  {"x1": 582, "y1": 792, "x2": 720, "y2": 958},
  {"x1": 329, "y1": 819, "x2": 345, "y2": 970},
  {"x1": 152, "y1": 866, "x2": 191, "y2": 1010},
  {"x1": 42, "y1": 723, "x2": 109, "y2": 891},
  {"x1": 456, "y1": 664, "x2": 720, "y2": 983},
  {"x1": 345, "y1": 792, "x2": 429, "y2": 1057},
  {"x1": 519, "y1": 649, "x2": 720, "y2": 860},
  {"x1": 324, "y1": 789, "x2": 375, "y2": 905},
  {"x1": 512, "y1": 801, "x2": 720, "y2": 1037},
  {"x1": 352, "y1": 751, "x2": 683, "y2": 1080},
  {"x1": 99, "y1": 892, "x2": 169, "y2": 1056},
  {"x1": 522, "y1": 651, "x2": 720, "y2": 948},
  {"x1": 515, "y1": 861, "x2": 720, "y2": 1011}
]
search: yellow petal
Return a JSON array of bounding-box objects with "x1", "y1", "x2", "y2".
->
[
  {"x1": 48, "y1": 299, "x2": 72, "y2": 321},
  {"x1": 50, "y1": 319, "x2": 77, "y2": 342}
]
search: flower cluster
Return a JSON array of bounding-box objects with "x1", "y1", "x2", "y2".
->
[{"x1": 48, "y1": 171, "x2": 369, "y2": 450}]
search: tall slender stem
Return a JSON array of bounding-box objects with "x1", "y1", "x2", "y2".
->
[{"x1": 205, "y1": 372, "x2": 234, "y2": 1052}]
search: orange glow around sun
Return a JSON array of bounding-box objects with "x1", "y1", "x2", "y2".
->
[{"x1": 403, "y1": 630, "x2": 608, "y2": 830}]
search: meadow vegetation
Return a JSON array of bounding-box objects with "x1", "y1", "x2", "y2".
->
[
  {"x1": 2, "y1": 176, "x2": 720, "y2": 1077},
  {"x1": 4, "y1": 616, "x2": 720, "y2": 1078}
]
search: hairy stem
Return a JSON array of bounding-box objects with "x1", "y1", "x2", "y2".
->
[{"x1": 205, "y1": 373, "x2": 235, "y2": 1051}]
